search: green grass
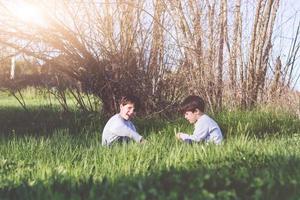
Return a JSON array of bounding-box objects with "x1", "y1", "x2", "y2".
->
[
  {"x1": 0, "y1": 91, "x2": 300, "y2": 199},
  {"x1": 0, "y1": 90, "x2": 102, "y2": 135}
]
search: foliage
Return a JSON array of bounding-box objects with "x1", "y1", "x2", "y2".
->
[{"x1": 1, "y1": 0, "x2": 297, "y2": 116}]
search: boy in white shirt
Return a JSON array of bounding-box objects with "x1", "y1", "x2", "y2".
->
[
  {"x1": 175, "y1": 95, "x2": 223, "y2": 144},
  {"x1": 102, "y1": 95, "x2": 145, "y2": 146}
]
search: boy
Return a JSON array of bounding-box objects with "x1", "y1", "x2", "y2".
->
[
  {"x1": 175, "y1": 95, "x2": 223, "y2": 144},
  {"x1": 102, "y1": 94, "x2": 145, "y2": 146}
]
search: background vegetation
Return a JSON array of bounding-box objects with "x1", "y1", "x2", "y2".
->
[{"x1": 0, "y1": 0, "x2": 299, "y2": 116}]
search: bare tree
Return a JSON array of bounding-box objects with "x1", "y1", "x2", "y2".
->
[
  {"x1": 246, "y1": 0, "x2": 280, "y2": 107},
  {"x1": 0, "y1": 0, "x2": 294, "y2": 116}
]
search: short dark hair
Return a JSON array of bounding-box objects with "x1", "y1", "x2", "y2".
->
[
  {"x1": 180, "y1": 95, "x2": 205, "y2": 114},
  {"x1": 119, "y1": 94, "x2": 141, "y2": 112}
]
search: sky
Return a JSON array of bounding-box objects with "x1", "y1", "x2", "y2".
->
[{"x1": 273, "y1": 0, "x2": 300, "y2": 91}]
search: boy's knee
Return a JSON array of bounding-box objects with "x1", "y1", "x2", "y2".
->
[
  {"x1": 117, "y1": 136, "x2": 131, "y2": 144},
  {"x1": 184, "y1": 139, "x2": 193, "y2": 144}
]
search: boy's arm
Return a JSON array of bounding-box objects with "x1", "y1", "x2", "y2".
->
[
  {"x1": 176, "y1": 132, "x2": 190, "y2": 140},
  {"x1": 108, "y1": 119, "x2": 143, "y2": 142},
  {"x1": 178, "y1": 124, "x2": 209, "y2": 142}
]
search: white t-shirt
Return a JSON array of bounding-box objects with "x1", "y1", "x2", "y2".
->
[
  {"x1": 102, "y1": 114, "x2": 142, "y2": 146},
  {"x1": 179, "y1": 114, "x2": 223, "y2": 144}
]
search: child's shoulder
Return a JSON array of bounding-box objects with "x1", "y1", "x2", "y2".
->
[
  {"x1": 107, "y1": 114, "x2": 122, "y2": 123},
  {"x1": 200, "y1": 114, "x2": 216, "y2": 123}
]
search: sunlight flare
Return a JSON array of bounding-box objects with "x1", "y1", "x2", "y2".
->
[{"x1": 10, "y1": 1, "x2": 47, "y2": 26}]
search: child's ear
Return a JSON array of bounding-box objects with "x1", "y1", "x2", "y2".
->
[{"x1": 194, "y1": 109, "x2": 201, "y2": 114}]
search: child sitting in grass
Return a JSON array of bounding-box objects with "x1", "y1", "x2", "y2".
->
[
  {"x1": 102, "y1": 94, "x2": 145, "y2": 146},
  {"x1": 175, "y1": 95, "x2": 223, "y2": 144}
]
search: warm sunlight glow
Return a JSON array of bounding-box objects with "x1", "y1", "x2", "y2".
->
[{"x1": 11, "y1": 2, "x2": 47, "y2": 27}]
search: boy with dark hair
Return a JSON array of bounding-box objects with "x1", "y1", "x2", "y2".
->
[
  {"x1": 175, "y1": 95, "x2": 223, "y2": 144},
  {"x1": 102, "y1": 94, "x2": 145, "y2": 146}
]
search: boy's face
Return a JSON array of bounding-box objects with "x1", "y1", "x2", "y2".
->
[
  {"x1": 184, "y1": 110, "x2": 200, "y2": 124},
  {"x1": 119, "y1": 103, "x2": 136, "y2": 120}
]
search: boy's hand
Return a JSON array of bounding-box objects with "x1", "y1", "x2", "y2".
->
[
  {"x1": 140, "y1": 138, "x2": 147, "y2": 144},
  {"x1": 175, "y1": 133, "x2": 182, "y2": 140}
]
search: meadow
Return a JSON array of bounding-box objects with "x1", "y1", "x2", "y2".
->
[{"x1": 0, "y1": 91, "x2": 300, "y2": 200}]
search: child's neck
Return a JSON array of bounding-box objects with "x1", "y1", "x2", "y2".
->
[{"x1": 196, "y1": 112, "x2": 204, "y2": 120}]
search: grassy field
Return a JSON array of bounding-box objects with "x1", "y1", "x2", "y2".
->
[{"x1": 0, "y1": 92, "x2": 300, "y2": 200}]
